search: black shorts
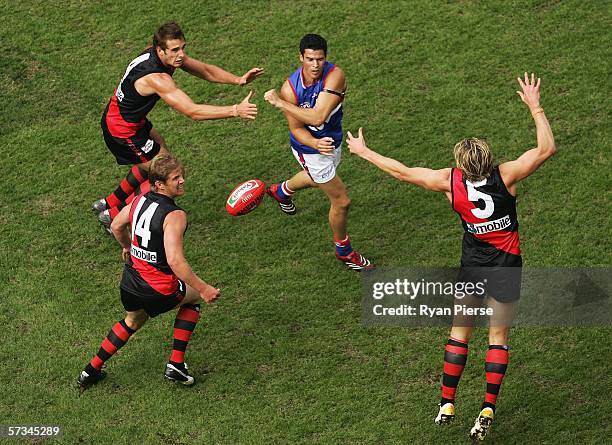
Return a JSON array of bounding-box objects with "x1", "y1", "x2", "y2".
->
[
  {"x1": 457, "y1": 265, "x2": 523, "y2": 303},
  {"x1": 101, "y1": 116, "x2": 161, "y2": 165},
  {"x1": 120, "y1": 280, "x2": 186, "y2": 317}
]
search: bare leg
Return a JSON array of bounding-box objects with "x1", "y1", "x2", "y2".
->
[
  {"x1": 286, "y1": 170, "x2": 316, "y2": 192},
  {"x1": 317, "y1": 175, "x2": 351, "y2": 240}
]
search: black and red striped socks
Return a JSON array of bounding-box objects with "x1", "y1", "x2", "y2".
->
[
  {"x1": 482, "y1": 345, "x2": 509, "y2": 412},
  {"x1": 105, "y1": 165, "x2": 148, "y2": 211},
  {"x1": 85, "y1": 319, "x2": 135, "y2": 375},
  {"x1": 441, "y1": 337, "x2": 469, "y2": 406},
  {"x1": 169, "y1": 304, "x2": 200, "y2": 367},
  {"x1": 107, "y1": 181, "x2": 151, "y2": 219}
]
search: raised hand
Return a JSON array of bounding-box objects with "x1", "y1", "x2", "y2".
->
[
  {"x1": 346, "y1": 127, "x2": 368, "y2": 156},
  {"x1": 239, "y1": 67, "x2": 265, "y2": 86},
  {"x1": 236, "y1": 90, "x2": 258, "y2": 120},
  {"x1": 516, "y1": 72, "x2": 541, "y2": 111}
]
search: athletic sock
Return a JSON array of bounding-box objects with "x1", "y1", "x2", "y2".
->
[
  {"x1": 276, "y1": 181, "x2": 294, "y2": 200},
  {"x1": 334, "y1": 235, "x2": 353, "y2": 257},
  {"x1": 441, "y1": 337, "x2": 469, "y2": 406},
  {"x1": 169, "y1": 304, "x2": 201, "y2": 366},
  {"x1": 107, "y1": 181, "x2": 151, "y2": 219},
  {"x1": 86, "y1": 320, "x2": 135, "y2": 373},
  {"x1": 482, "y1": 345, "x2": 509, "y2": 413},
  {"x1": 105, "y1": 165, "x2": 148, "y2": 209}
]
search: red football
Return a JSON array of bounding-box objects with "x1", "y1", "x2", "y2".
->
[{"x1": 225, "y1": 179, "x2": 266, "y2": 216}]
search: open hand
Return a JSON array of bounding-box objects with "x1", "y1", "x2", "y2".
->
[
  {"x1": 239, "y1": 67, "x2": 265, "y2": 86},
  {"x1": 236, "y1": 90, "x2": 258, "y2": 120},
  {"x1": 346, "y1": 128, "x2": 368, "y2": 156},
  {"x1": 516, "y1": 72, "x2": 541, "y2": 111}
]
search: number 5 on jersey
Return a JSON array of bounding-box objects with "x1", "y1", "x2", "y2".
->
[{"x1": 466, "y1": 179, "x2": 494, "y2": 219}]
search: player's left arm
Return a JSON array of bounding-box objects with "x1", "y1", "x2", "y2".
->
[
  {"x1": 110, "y1": 202, "x2": 133, "y2": 260},
  {"x1": 498, "y1": 73, "x2": 556, "y2": 188},
  {"x1": 264, "y1": 68, "x2": 345, "y2": 126},
  {"x1": 181, "y1": 55, "x2": 264, "y2": 85},
  {"x1": 346, "y1": 128, "x2": 451, "y2": 193}
]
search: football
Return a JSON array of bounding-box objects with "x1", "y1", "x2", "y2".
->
[{"x1": 225, "y1": 179, "x2": 266, "y2": 216}]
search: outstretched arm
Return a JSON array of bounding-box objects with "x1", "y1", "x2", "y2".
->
[
  {"x1": 181, "y1": 55, "x2": 264, "y2": 85},
  {"x1": 264, "y1": 68, "x2": 345, "y2": 127},
  {"x1": 499, "y1": 72, "x2": 556, "y2": 187},
  {"x1": 142, "y1": 73, "x2": 257, "y2": 120},
  {"x1": 346, "y1": 128, "x2": 451, "y2": 193}
]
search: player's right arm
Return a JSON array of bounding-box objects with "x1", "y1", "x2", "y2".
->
[
  {"x1": 499, "y1": 73, "x2": 556, "y2": 188},
  {"x1": 139, "y1": 73, "x2": 257, "y2": 121},
  {"x1": 347, "y1": 128, "x2": 451, "y2": 193},
  {"x1": 164, "y1": 210, "x2": 219, "y2": 303},
  {"x1": 280, "y1": 81, "x2": 336, "y2": 155},
  {"x1": 110, "y1": 202, "x2": 133, "y2": 261}
]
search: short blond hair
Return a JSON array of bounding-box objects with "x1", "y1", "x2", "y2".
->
[
  {"x1": 453, "y1": 138, "x2": 493, "y2": 182},
  {"x1": 148, "y1": 154, "x2": 184, "y2": 190}
]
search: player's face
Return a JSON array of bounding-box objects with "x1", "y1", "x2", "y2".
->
[
  {"x1": 300, "y1": 49, "x2": 326, "y2": 81},
  {"x1": 158, "y1": 39, "x2": 186, "y2": 68},
  {"x1": 161, "y1": 168, "x2": 185, "y2": 197}
]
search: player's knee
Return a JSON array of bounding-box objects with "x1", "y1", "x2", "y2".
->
[
  {"x1": 335, "y1": 196, "x2": 351, "y2": 211},
  {"x1": 125, "y1": 313, "x2": 147, "y2": 331},
  {"x1": 489, "y1": 326, "x2": 509, "y2": 344}
]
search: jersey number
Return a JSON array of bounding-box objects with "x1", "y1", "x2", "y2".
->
[
  {"x1": 466, "y1": 180, "x2": 494, "y2": 219},
  {"x1": 133, "y1": 202, "x2": 159, "y2": 248}
]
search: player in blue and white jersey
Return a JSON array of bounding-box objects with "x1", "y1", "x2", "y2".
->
[{"x1": 264, "y1": 34, "x2": 373, "y2": 271}]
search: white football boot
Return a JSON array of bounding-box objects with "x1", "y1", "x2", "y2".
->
[
  {"x1": 469, "y1": 407, "x2": 495, "y2": 441},
  {"x1": 434, "y1": 402, "x2": 455, "y2": 425}
]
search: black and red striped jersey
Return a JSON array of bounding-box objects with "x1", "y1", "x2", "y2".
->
[
  {"x1": 103, "y1": 47, "x2": 175, "y2": 138},
  {"x1": 451, "y1": 166, "x2": 522, "y2": 266},
  {"x1": 120, "y1": 191, "x2": 183, "y2": 296}
]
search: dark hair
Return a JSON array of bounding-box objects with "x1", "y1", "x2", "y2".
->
[
  {"x1": 149, "y1": 153, "x2": 184, "y2": 189},
  {"x1": 300, "y1": 34, "x2": 327, "y2": 56},
  {"x1": 153, "y1": 22, "x2": 185, "y2": 50}
]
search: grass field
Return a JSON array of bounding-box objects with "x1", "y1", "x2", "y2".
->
[{"x1": 1, "y1": 1, "x2": 610, "y2": 444}]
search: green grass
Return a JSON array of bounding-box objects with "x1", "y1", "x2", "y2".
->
[{"x1": 1, "y1": 1, "x2": 610, "y2": 443}]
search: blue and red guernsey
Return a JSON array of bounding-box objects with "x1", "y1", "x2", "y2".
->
[
  {"x1": 451, "y1": 166, "x2": 521, "y2": 266},
  {"x1": 287, "y1": 62, "x2": 343, "y2": 154},
  {"x1": 104, "y1": 47, "x2": 175, "y2": 138},
  {"x1": 120, "y1": 192, "x2": 182, "y2": 296}
]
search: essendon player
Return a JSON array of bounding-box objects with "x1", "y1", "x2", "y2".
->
[
  {"x1": 92, "y1": 22, "x2": 263, "y2": 233},
  {"x1": 78, "y1": 154, "x2": 220, "y2": 389},
  {"x1": 347, "y1": 73, "x2": 555, "y2": 441}
]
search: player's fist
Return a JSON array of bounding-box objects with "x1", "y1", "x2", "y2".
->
[
  {"x1": 200, "y1": 284, "x2": 220, "y2": 304},
  {"x1": 264, "y1": 89, "x2": 281, "y2": 108},
  {"x1": 316, "y1": 137, "x2": 335, "y2": 155}
]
